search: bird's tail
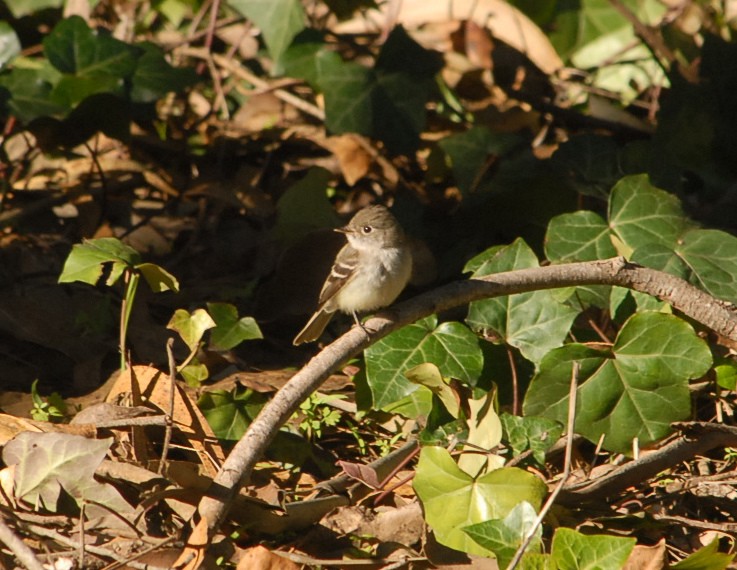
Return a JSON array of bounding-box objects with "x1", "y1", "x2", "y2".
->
[{"x1": 293, "y1": 309, "x2": 334, "y2": 345}]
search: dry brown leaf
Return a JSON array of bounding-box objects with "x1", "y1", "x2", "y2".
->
[
  {"x1": 173, "y1": 515, "x2": 209, "y2": 570},
  {"x1": 0, "y1": 414, "x2": 43, "y2": 445},
  {"x1": 334, "y1": 0, "x2": 562, "y2": 75},
  {"x1": 236, "y1": 545, "x2": 299, "y2": 570},
  {"x1": 105, "y1": 365, "x2": 226, "y2": 476},
  {"x1": 623, "y1": 539, "x2": 667, "y2": 570},
  {"x1": 324, "y1": 135, "x2": 373, "y2": 186}
]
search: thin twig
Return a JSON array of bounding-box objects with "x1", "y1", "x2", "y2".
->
[
  {"x1": 0, "y1": 513, "x2": 45, "y2": 570},
  {"x1": 159, "y1": 338, "x2": 177, "y2": 475},
  {"x1": 508, "y1": 361, "x2": 579, "y2": 568},
  {"x1": 25, "y1": 523, "x2": 171, "y2": 570},
  {"x1": 78, "y1": 502, "x2": 85, "y2": 569}
]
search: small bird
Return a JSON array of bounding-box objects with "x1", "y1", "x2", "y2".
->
[{"x1": 293, "y1": 205, "x2": 413, "y2": 345}]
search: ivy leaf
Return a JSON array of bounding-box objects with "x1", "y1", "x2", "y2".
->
[
  {"x1": 207, "y1": 302, "x2": 263, "y2": 350},
  {"x1": 228, "y1": 0, "x2": 306, "y2": 62},
  {"x1": 365, "y1": 316, "x2": 483, "y2": 410},
  {"x1": 671, "y1": 538, "x2": 735, "y2": 569},
  {"x1": 137, "y1": 262, "x2": 179, "y2": 293},
  {"x1": 43, "y1": 16, "x2": 139, "y2": 79},
  {"x1": 675, "y1": 229, "x2": 737, "y2": 303},
  {"x1": 609, "y1": 174, "x2": 695, "y2": 251},
  {"x1": 58, "y1": 237, "x2": 141, "y2": 286},
  {"x1": 551, "y1": 528, "x2": 635, "y2": 570},
  {"x1": 545, "y1": 210, "x2": 616, "y2": 262},
  {"x1": 198, "y1": 387, "x2": 269, "y2": 441},
  {"x1": 523, "y1": 312, "x2": 712, "y2": 454},
  {"x1": 466, "y1": 239, "x2": 579, "y2": 364},
  {"x1": 501, "y1": 413, "x2": 563, "y2": 465},
  {"x1": 463, "y1": 501, "x2": 542, "y2": 568},
  {"x1": 439, "y1": 127, "x2": 522, "y2": 196},
  {"x1": 167, "y1": 308, "x2": 216, "y2": 351},
  {"x1": 285, "y1": 27, "x2": 441, "y2": 154},
  {"x1": 413, "y1": 446, "x2": 546, "y2": 557},
  {"x1": 130, "y1": 44, "x2": 198, "y2": 103},
  {"x1": 405, "y1": 363, "x2": 460, "y2": 418}
]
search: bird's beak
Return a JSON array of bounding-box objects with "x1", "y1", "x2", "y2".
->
[{"x1": 334, "y1": 225, "x2": 350, "y2": 234}]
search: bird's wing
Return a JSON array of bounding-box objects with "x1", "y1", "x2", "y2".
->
[{"x1": 317, "y1": 244, "x2": 359, "y2": 308}]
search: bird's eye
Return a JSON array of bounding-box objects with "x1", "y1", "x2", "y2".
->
[{"x1": 362, "y1": 225, "x2": 372, "y2": 233}]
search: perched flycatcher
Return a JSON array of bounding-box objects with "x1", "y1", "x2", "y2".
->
[{"x1": 293, "y1": 205, "x2": 412, "y2": 345}]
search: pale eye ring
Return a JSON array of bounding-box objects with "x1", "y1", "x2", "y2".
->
[{"x1": 362, "y1": 225, "x2": 372, "y2": 233}]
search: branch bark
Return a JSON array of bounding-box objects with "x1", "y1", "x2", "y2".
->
[{"x1": 192, "y1": 257, "x2": 737, "y2": 538}]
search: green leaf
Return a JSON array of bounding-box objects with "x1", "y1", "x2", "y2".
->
[
  {"x1": 715, "y1": 361, "x2": 737, "y2": 391},
  {"x1": 314, "y1": 50, "x2": 374, "y2": 134},
  {"x1": 438, "y1": 127, "x2": 521, "y2": 196},
  {"x1": 675, "y1": 229, "x2": 737, "y2": 303},
  {"x1": 609, "y1": 174, "x2": 694, "y2": 251},
  {"x1": 273, "y1": 167, "x2": 340, "y2": 243},
  {"x1": 137, "y1": 263, "x2": 180, "y2": 293},
  {"x1": 131, "y1": 44, "x2": 198, "y2": 103},
  {"x1": 207, "y1": 302, "x2": 263, "y2": 350},
  {"x1": 199, "y1": 387, "x2": 269, "y2": 440},
  {"x1": 671, "y1": 538, "x2": 734, "y2": 570},
  {"x1": 0, "y1": 68, "x2": 65, "y2": 123},
  {"x1": 550, "y1": 527, "x2": 635, "y2": 570},
  {"x1": 0, "y1": 22, "x2": 21, "y2": 69},
  {"x1": 180, "y1": 360, "x2": 209, "y2": 387},
  {"x1": 382, "y1": 388, "x2": 433, "y2": 419},
  {"x1": 524, "y1": 312, "x2": 712, "y2": 454},
  {"x1": 43, "y1": 16, "x2": 139, "y2": 79},
  {"x1": 281, "y1": 32, "x2": 327, "y2": 85},
  {"x1": 365, "y1": 316, "x2": 483, "y2": 410},
  {"x1": 413, "y1": 446, "x2": 546, "y2": 556},
  {"x1": 466, "y1": 239, "x2": 579, "y2": 363},
  {"x1": 303, "y1": 27, "x2": 441, "y2": 154},
  {"x1": 405, "y1": 363, "x2": 460, "y2": 418},
  {"x1": 4, "y1": 0, "x2": 64, "y2": 18},
  {"x1": 550, "y1": 134, "x2": 624, "y2": 199},
  {"x1": 463, "y1": 501, "x2": 542, "y2": 569},
  {"x1": 227, "y1": 0, "x2": 306, "y2": 62},
  {"x1": 58, "y1": 237, "x2": 141, "y2": 286},
  {"x1": 167, "y1": 308, "x2": 216, "y2": 351},
  {"x1": 545, "y1": 211, "x2": 616, "y2": 262},
  {"x1": 501, "y1": 413, "x2": 563, "y2": 465}
]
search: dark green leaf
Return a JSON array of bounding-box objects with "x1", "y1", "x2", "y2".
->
[
  {"x1": 466, "y1": 239, "x2": 579, "y2": 363},
  {"x1": 524, "y1": 312, "x2": 712, "y2": 454},
  {"x1": 551, "y1": 528, "x2": 635, "y2": 570},
  {"x1": 228, "y1": 0, "x2": 305, "y2": 62},
  {"x1": 43, "y1": 16, "x2": 139, "y2": 78},
  {"x1": 198, "y1": 388, "x2": 269, "y2": 440},
  {"x1": 131, "y1": 45, "x2": 198, "y2": 103},
  {"x1": 364, "y1": 316, "x2": 483, "y2": 410},
  {"x1": 545, "y1": 211, "x2": 616, "y2": 262},
  {"x1": 609, "y1": 174, "x2": 694, "y2": 251},
  {"x1": 0, "y1": 68, "x2": 65, "y2": 123},
  {"x1": 501, "y1": 413, "x2": 563, "y2": 465}
]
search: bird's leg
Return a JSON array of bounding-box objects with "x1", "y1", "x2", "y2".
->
[{"x1": 352, "y1": 311, "x2": 371, "y2": 339}]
